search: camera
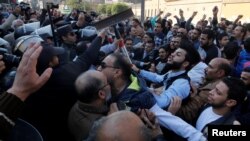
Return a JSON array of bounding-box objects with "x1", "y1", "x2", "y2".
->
[
  {"x1": 19, "y1": 2, "x2": 30, "y2": 11},
  {"x1": 0, "y1": 48, "x2": 20, "y2": 68},
  {"x1": 46, "y1": 2, "x2": 59, "y2": 9}
]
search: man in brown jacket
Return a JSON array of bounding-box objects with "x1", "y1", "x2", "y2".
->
[
  {"x1": 173, "y1": 58, "x2": 232, "y2": 124},
  {"x1": 68, "y1": 70, "x2": 111, "y2": 141}
]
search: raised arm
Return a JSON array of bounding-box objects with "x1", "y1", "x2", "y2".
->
[
  {"x1": 0, "y1": 43, "x2": 52, "y2": 140},
  {"x1": 185, "y1": 11, "x2": 198, "y2": 31},
  {"x1": 0, "y1": 6, "x2": 21, "y2": 31}
]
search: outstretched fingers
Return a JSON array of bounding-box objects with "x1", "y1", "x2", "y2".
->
[
  {"x1": 36, "y1": 68, "x2": 53, "y2": 90},
  {"x1": 26, "y1": 45, "x2": 42, "y2": 73},
  {"x1": 18, "y1": 43, "x2": 40, "y2": 70}
]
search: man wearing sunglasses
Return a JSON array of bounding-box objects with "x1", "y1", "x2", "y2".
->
[
  {"x1": 98, "y1": 52, "x2": 206, "y2": 141},
  {"x1": 57, "y1": 24, "x2": 77, "y2": 64}
]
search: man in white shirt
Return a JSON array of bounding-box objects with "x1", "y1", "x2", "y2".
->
[{"x1": 196, "y1": 77, "x2": 247, "y2": 131}]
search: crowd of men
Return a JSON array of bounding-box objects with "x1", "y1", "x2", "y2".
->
[{"x1": 0, "y1": 2, "x2": 250, "y2": 141}]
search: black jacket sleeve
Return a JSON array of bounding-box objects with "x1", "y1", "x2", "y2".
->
[
  {"x1": 0, "y1": 92, "x2": 24, "y2": 140},
  {"x1": 50, "y1": 36, "x2": 103, "y2": 86}
]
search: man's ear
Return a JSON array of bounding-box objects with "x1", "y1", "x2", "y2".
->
[
  {"x1": 182, "y1": 61, "x2": 190, "y2": 69},
  {"x1": 113, "y1": 68, "x2": 122, "y2": 79},
  {"x1": 225, "y1": 99, "x2": 237, "y2": 108},
  {"x1": 98, "y1": 90, "x2": 105, "y2": 100}
]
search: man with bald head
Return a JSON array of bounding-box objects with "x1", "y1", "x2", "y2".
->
[
  {"x1": 195, "y1": 57, "x2": 232, "y2": 101},
  {"x1": 175, "y1": 57, "x2": 232, "y2": 123},
  {"x1": 86, "y1": 111, "x2": 152, "y2": 141},
  {"x1": 68, "y1": 70, "x2": 111, "y2": 141}
]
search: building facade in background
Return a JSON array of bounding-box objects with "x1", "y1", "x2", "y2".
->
[{"x1": 133, "y1": 0, "x2": 250, "y2": 24}]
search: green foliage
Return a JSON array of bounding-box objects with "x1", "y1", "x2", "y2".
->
[
  {"x1": 123, "y1": 0, "x2": 141, "y2": 3},
  {"x1": 65, "y1": 0, "x2": 92, "y2": 11},
  {"x1": 111, "y1": 3, "x2": 130, "y2": 15},
  {"x1": 97, "y1": 4, "x2": 109, "y2": 14},
  {"x1": 97, "y1": 3, "x2": 130, "y2": 16},
  {"x1": 106, "y1": 4, "x2": 112, "y2": 15},
  {"x1": 65, "y1": 0, "x2": 78, "y2": 9}
]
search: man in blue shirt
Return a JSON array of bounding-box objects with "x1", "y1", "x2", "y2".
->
[
  {"x1": 98, "y1": 41, "x2": 205, "y2": 141},
  {"x1": 132, "y1": 40, "x2": 201, "y2": 109}
]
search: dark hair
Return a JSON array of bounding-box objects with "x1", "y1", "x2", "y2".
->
[
  {"x1": 124, "y1": 37, "x2": 133, "y2": 43},
  {"x1": 111, "y1": 53, "x2": 132, "y2": 81},
  {"x1": 244, "y1": 37, "x2": 250, "y2": 53},
  {"x1": 193, "y1": 28, "x2": 201, "y2": 35},
  {"x1": 132, "y1": 18, "x2": 141, "y2": 25},
  {"x1": 143, "y1": 20, "x2": 153, "y2": 31},
  {"x1": 224, "y1": 42, "x2": 240, "y2": 59},
  {"x1": 159, "y1": 46, "x2": 169, "y2": 53},
  {"x1": 179, "y1": 40, "x2": 201, "y2": 70},
  {"x1": 146, "y1": 40, "x2": 155, "y2": 47},
  {"x1": 202, "y1": 29, "x2": 215, "y2": 40},
  {"x1": 218, "y1": 62, "x2": 232, "y2": 76},
  {"x1": 245, "y1": 23, "x2": 250, "y2": 32},
  {"x1": 156, "y1": 20, "x2": 164, "y2": 29},
  {"x1": 233, "y1": 25, "x2": 247, "y2": 41},
  {"x1": 165, "y1": 21, "x2": 172, "y2": 29},
  {"x1": 222, "y1": 77, "x2": 247, "y2": 106},
  {"x1": 145, "y1": 32, "x2": 155, "y2": 42},
  {"x1": 118, "y1": 26, "x2": 125, "y2": 37},
  {"x1": 243, "y1": 66, "x2": 250, "y2": 72},
  {"x1": 238, "y1": 25, "x2": 247, "y2": 36},
  {"x1": 217, "y1": 32, "x2": 228, "y2": 40}
]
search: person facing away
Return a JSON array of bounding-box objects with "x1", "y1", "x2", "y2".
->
[
  {"x1": 85, "y1": 111, "x2": 152, "y2": 141},
  {"x1": 68, "y1": 70, "x2": 111, "y2": 141}
]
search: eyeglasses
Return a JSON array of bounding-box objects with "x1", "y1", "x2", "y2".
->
[
  {"x1": 95, "y1": 83, "x2": 110, "y2": 93},
  {"x1": 100, "y1": 62, "x2": 119, "y2": 69},
  {"x1": 98, "y1": 83, "x2": 109, "y2": 91}
]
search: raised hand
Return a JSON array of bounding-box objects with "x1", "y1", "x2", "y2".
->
[
  {"x1": 212, "y1": 6, "x2": 218, "y2": 15},
  {"x1": 7, "y1": 43, "x2": 52, "y2": 101}
]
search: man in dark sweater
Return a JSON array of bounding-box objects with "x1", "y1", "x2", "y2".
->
[
  {"x1": 0, "y1": 43, "x2": 52, "y2": 140},
  {"x1": 199, "y1": 29, "x2": 219, "y2": 64},
  {"x1": 21, "y1": 31, "x2": 105, "y2": 141}
]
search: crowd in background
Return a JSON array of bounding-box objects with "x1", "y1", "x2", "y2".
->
[{"x1": 1, "y1": 2, "x2": 250, "y2": 141}]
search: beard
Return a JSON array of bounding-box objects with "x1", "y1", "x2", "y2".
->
[
  {"x1": 210, "y1": 102, "x2": 226, "y2": 109},
  {"x1": 167, "y1": 61, "x2": 184, "y2": 70},
  {"x1": 105, "y1": 92, "x2": 112, "y2": 102}
]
